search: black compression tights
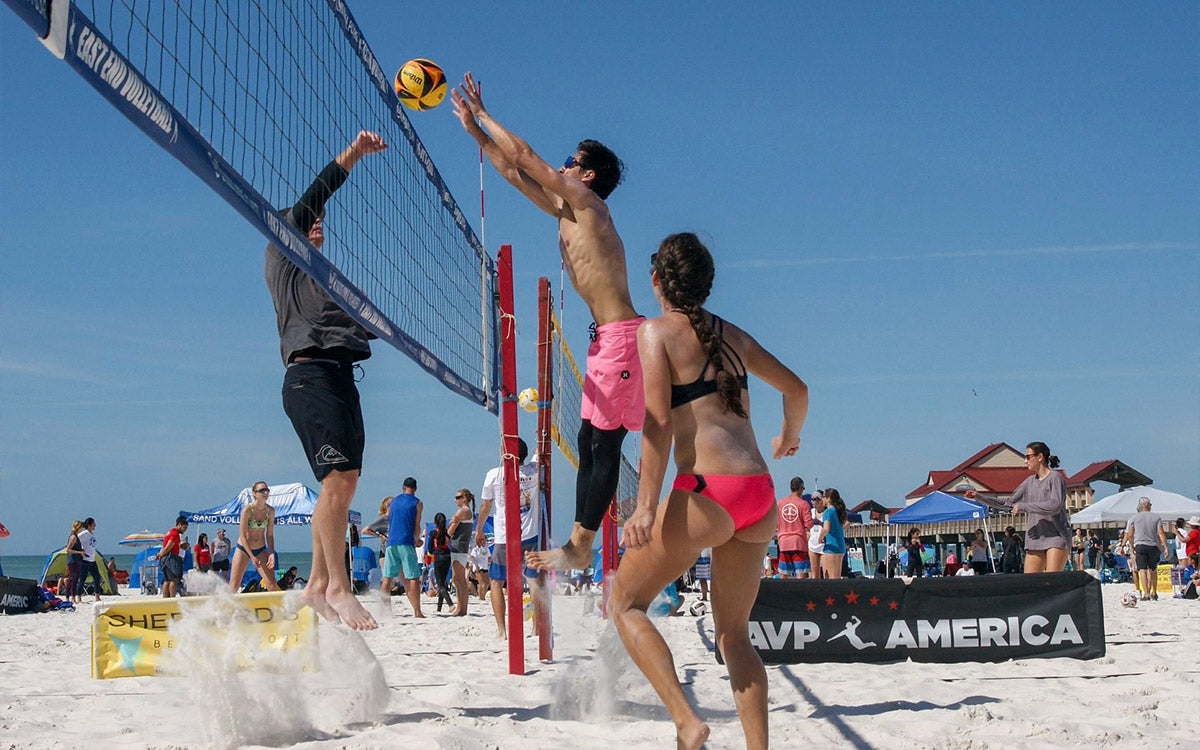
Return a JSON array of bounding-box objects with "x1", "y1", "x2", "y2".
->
[{"x1": 575, "y1": 419, "x2": 629, "y2": 532}]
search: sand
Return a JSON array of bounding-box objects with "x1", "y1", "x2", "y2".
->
[{"x1": 0, "y1": 582, "x2": 1195, "y2": 749}]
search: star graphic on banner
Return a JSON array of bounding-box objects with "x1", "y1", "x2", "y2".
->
[
  {"x1": 109, "y1": 634, "x2": 145, "y2": 675},
  {"x1": 824, "y1": 596, "x2": 836, "y2": 606},
  {"x1": 888, "y1": 600, "x2": 899, "y2": 610},
  {"x1": 845, "y1": 590, "x2": 860, "y2": 604},
  {"x1": 869, "y1": 596, "x2": 880, "y2": 606},
  {"x1": 805, "y1": 601, "x2": 816, "y2": 611}
]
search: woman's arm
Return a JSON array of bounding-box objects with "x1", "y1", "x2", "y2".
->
[
  {"x1": 819, "y1": 517, "x2": 831, "y2": 543},
  {"x1": 448, "y1": 506, "x2": 470, "y2": 535},
  {"x1": 624, "y1": 321, "x2": 673, "y2": 549},
  {"x1": 267, "y1": 507, "x2": 276, "y2": 553},
  {"x1": 743, "y1": 330, "x2": 808, "y2": 458}
]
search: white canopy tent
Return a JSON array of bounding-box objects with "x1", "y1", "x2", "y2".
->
[{"x1": 1070, "y1": 485, "x2": 1199, "y2": 525}]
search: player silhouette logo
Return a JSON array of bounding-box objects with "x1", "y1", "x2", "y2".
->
[{"x1": 826, "y1": 615, "x2": 877, "y2": 650}]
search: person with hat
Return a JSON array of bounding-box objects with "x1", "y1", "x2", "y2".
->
[{"x1": 1184, "y1": 517, "x2": 1200, "y2": 559}]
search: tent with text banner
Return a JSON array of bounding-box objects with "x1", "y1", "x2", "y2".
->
[
  {"x1": 889, "y1": 491, "x2": 996, "y2": 572},
  {"x1": 180, "y1": 483, "x2": 361, "y2": 527}
]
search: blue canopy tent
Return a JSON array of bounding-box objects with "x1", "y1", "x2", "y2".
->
[
  {"x1": 887, "y1": 491, "x2": 997, "y2": 572},
  {"x1": 180, "y1": 482, "x2": 361, "y2": 527}
]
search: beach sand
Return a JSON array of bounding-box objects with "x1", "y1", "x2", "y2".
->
[{"x1": 0, "y1": 582, "x2": 1194, "y2": 748}]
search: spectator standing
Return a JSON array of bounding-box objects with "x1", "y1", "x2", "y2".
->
[
  {"x1": 694, "y1": 548, "x2": 712, "y2": 601},
  {"x1": 447, "y1": 489, "x2": 475, "y2": 616},
  {"x1": 476, "y1": 438, "x2": 542, "y2": 639},
  {"x1": 1185, "y1": 517, "x2": 1200, "y2": 558},
  {"x1": 905, "y1": 528, "x2": 925, "y2": 577},
  {"x1": 195, "y1": 532, "x2": 212, "y2": 574},
  {"x1": 1071, "y1": 529, "x2": 1086, "y2": 571},
  {"x1": 1086, "y1": 532, "x2": 1101, "y2": 570},
  {"x1": 818, "y1": 489, "x2": 847, "y2": 580},
  {"x1": 808, "y1": 491, "x2": 825, "y2": 579},
  {"x1": 210, "y1": 529, "x2": 232, "y2": 582},
  {"x1": 469, "y1": 541, "x2": 491, "y2": 601},
  {"x1": 969, "y1": 529, "x2": 990, "y2": 575},
  {"x1": 430, "y1": 512, "x2": 454, "y2": 612},
  {"x1": 382, "y1": 478, "x2": 424, "y2": 618},
  {"x1": 76, "y1": 518, "x2": 103, "y2": 602},
  {"x1": 1171, "y1": 518, "x2": 1189, "y2": 565},
  {"x1": 776, "y1": 477, "x2": 814, "y2": 578},
  {"x1": 63, "y1": 520, "x2": 85, "y2": 604},
  {"x1": 156, "y1": 516, "x2": 188, "y2": 598},
  {"x1": 1000, "y1": 526, "x2": 1024, "y2": 574},
  {"x1": 1123, "y1": 497, "x2": 1167, "y2": 601}
]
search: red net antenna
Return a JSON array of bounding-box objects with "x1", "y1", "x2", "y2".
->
[
  {"x1": 497, "y1": 244, "x2": 524, "y2": 676},
  {"x1": 535, "y1": 276, "x2": 554, "y2": 661}
]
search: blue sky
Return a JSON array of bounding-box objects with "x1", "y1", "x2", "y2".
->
[{"x1": 2, "y1": 2, "x2": 1197, "y2": 554}]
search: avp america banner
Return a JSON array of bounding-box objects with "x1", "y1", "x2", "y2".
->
[{"x1": 736, "y1": 572, "x2": 1104, "y2": 664}]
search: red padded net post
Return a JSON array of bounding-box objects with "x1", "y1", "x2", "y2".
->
[
  {"x1": 497, "y1": 245, "x2": 524, "y2": 676},
  {"x1": 535, "y1": 276, "x2": 553, "y2": 661}
]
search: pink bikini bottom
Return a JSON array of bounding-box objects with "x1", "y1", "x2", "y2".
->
[{"x1": 671, "y1": 473, "x2": 776, "y2": 532}]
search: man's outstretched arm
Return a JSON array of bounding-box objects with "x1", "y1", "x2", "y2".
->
[
  {"x1": 292, "y1": 131, "x2": 388, "y2": 233},
  {"x1": 453, "y1": 88, "x2": 559, "y2": 216},
  {"x1": 454, "y1": 73, "x2": 598, "y2": 212}
]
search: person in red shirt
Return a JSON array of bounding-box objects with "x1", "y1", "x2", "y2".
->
[
  {"x1": 194, "y1": 532, "x2": 213, "y2": 574},
  {"x1": 155, "y1": 516, "x2": 189, "y2": 598},
  {"x1": 1186, "y1": 517, "x2": 1200, "y2": 557},
  {"x1": 776, "y1": 477, "x2": 814, "y2": 578}
]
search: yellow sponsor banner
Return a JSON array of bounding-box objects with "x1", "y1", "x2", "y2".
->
[
  {"x1": 91, "y1": 591, "x2": 316, "y2": 679},
  {"x1": 1157, "y1": 564, "x2": 1174, "y2": 593}
]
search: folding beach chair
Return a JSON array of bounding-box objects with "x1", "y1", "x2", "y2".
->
[{"x1": 139, "y1": 559, "x2": 160, "y2": 595}]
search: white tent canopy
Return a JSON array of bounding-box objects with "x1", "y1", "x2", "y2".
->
[{"x1": 1070, "y1": 485, "x2": 1200, "y2": 525}]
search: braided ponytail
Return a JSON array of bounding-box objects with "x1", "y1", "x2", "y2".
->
[{"x1": 653, "y1": 233, "x2": 747, "y2": 418}]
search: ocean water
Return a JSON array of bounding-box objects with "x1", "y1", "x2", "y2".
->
[{"x1": 0, "y1": 552, "x2": 315, "y2": 584}]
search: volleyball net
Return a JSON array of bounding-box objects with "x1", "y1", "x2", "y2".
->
[{"x1": 4, "y1": 0, "x2": 499, "y2": 410}]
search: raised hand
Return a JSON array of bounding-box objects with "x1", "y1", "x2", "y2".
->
[{"x1": 352, "y1": 130, "x2": 388, "y2": 155}]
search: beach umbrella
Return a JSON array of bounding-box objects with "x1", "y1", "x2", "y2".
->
[
  {"x1": 118, "y1": 530, "x2": 166, "y2": 547},
  {"x1": 0, "y1": 521, "x2": 10, "y2": 539}
]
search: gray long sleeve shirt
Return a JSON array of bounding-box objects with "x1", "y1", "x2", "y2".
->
[{"x1": 264, "y1": 160, "x2": 374, "y2": 365}]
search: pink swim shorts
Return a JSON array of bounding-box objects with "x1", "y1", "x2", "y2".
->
[{"x1": 580, "y1": 316, "x2": 646, "y2": 431}]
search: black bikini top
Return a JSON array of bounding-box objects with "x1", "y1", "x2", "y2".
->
[{"x1": 670, "y1": 316, "x2": 749, "y2": 409}]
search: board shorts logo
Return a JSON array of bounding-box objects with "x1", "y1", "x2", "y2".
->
[{"x1": 316, "y1": 444, "x2": 349, "y2": 465}]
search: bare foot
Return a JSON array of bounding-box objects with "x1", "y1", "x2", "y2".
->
[
  {"x1": 327, "y1": 589, "x2": 378, "y2": 631},
  {"x1": 677, "y1": 719, "x2": 710, "y2": 750},
  {"x1": 526, "y1": 541, "x2": 591, "y2": 572},
  {"x1": 301, "y1": 584, "x2": 342, "y2": 624}
]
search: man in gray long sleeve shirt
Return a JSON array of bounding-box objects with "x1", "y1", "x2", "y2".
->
[{"x1": 265, "y1": 130, "x2": 387, "y2": 631}]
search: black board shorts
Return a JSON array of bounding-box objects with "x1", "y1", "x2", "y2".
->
[
  {"x1": 1134, "y1": 544, "x2": 1161, "y2": 570},
  {"x1": 161, "y1": 555, "x2": 184, "y2": 582},
  {"x1": 282, "y1": 360, "x2": 364, "y2": 482}
]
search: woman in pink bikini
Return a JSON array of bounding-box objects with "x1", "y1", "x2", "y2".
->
[{"x1": 611, "y1": 232, "x2": 808, "y2": 750}]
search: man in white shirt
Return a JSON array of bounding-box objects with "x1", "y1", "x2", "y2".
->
[
  {"x1": 475, "y1": 438, "x2": 543, "y2": 639},
  {"x1": 76, "y1": 517, "x2": 103, "y2": 601},
  {"x1": 955, "y1": 563, "x2": 976, "y2": 577}
]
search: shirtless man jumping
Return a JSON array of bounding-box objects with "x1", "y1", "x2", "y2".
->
[{"x1": 453, "y1": 73, "x2": 641, "y2": 572}]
